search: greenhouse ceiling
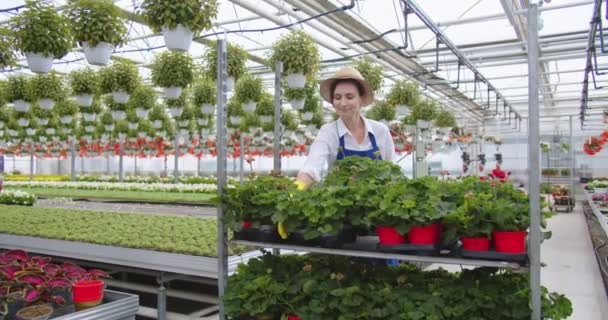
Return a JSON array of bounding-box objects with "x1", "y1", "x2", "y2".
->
[{"x1": 0, "y1": 0, "x2": 605, "y2": 135}]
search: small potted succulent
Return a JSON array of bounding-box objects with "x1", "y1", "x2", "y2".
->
[
  {"x1": 192, "y1": 78, "x2": 216, "y2": 115},
  {"x1": 387, "y1": 80, "x2": 420, "y2": 116},
  {"x1": 204, "y1": 41, "x2": 248, "y2": 92},
  {"x1": 0, "y1": 27, "x2": 16, "y2": 70},
  {"x1": 234, "y1": 74, "x2": 263, "y2": 113},
  {"x1": 127, "y1": 85, "x2": 157, "y2": 118},
  {"x1": 269, "y1": 30, "x2": 320, "y2": 88},
  {"x1": 353, "y1": 56, "x2": 384, "y2": 93},
  {"x1": 67, "y1": 0, "x2": 127, "y2": 65},
  {"x1": 69, "y1": 67, "x2": 99, "y2": 107},
  {"x1": 30, "y1": 73, "x2": 66, "y2": 110},
  {"x1": 99, "y1": 61, "x2": 141, "y2": 104},
  {"x1": 150, "y1": 51, "x2": 194, "y2": 99},
  {"x1": 11, "y1": 0, "x2": 73, "y2": 74},
  {"x1": 7, "y1": 74, "x2": 33, "y2": 112},
  {"x1": 141, "y1": 0, "x2": 219, "y2": 52}
]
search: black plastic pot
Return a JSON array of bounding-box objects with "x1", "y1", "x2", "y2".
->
[
  {"x1": 6, "y1": 301, "x2": 24, "y2": 319},
  {"x1": 284, "y1": 229, "x2": 319, "y2": 246},
  {"x1": 319, "y1": 234, "x2": 342, "y2": 248},
  {"x1": 340, "y1": 224, "x2": 357, "y2": 244},
  {"x1": 258, "y1": 225, "x2": 278, "y2": 243},
  {"x1": 234, "y1": 228, "x2": 258, "y2": 241}
]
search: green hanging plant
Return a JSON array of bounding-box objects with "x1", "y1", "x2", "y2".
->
[
  {"x1": 11, "y1": 0, "x2": 73, "y2": 59},
  {"x1": 69, "y1": 67, "x2": 99, "y2": 96},
  {"x1": 55, "y1": 99, "x2": 79, "y2": 117},
  {"x1": 269, "y1": 30, "x2": 320, "y2": 78},
  {"x1": 105, "y1": 94, "x2": 127, "y2": 112},
  {"x1": 150, "y1": 51, "x2": 195, "y2": 88},
  {"x1": 255, "y1": 92, "x2": 274, "y2": 116},
  {"x1": 32, "y1": 103, "x2": 53, "y2": 120},
  {"x1": 284, "y1": 87, "x2": 307, "y2": 101},
  {"x1": 281, "y1": 110, "x2": 298, "y2": 131},
  {"x1": 234, "y1": 74, "x2": 264, "y2": 103},
  {"x1": 353, "y1": 56, "x2": 384, "y2": 93},
  {"x1": 0, "y1": 27, "x2": 16, "y2": 69},
  {"x1": 30, "y1": 72, "x2": 66, "y2": 101},
  {"x1": 177, "y1": 105, "x2": 195, "y2": 122},
  {"x1": 148, "y1": 104, "x2": 168, "y2": 122},
  {"x1": 99, "y1": 111, "x2": 113, "y2": 125},
  {"x1": 6, "y1": 74, "x2": 33, "y2": 102},
  {"x1": 366, "y1": 100, "x2": 396, "y2": 122},
  {"x1": 99, "y1": 61, "x2": 141, "y2": 94},
  {"x1": 113, "y1": 120, "x2": 129, "y2": 134},
  {"x1": 203, "y1": 41, "x2": 248, "y2": 80},
  {"x1": 127, "y1": 85, "x2": 157, "y2": 110},
  {"x1": 0, "y1": 105, "x2": 14, "y2": 123},
  {"x1": 387, "y1": 80, "x2": 420, "y2": 107},
  {"x1": 403, "y1": 98, "x2": 437, "y2": 125},
  {"x1": 434, "y1": 108, "x2": 457, "y2": 128},
  {"x1": 66, "y1": 0, "x2": 127, "y2": 47},
  {"x1": 192, "y1": 78, "x2": 216, "y2": 106},
  {"x1": 0, "y1": 80, "x2": 8, "y2": 107},
  {"x1": 141, "y1": 0, "x2": 219, "y2": 34}
]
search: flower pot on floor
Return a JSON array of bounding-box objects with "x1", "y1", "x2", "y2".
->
[
  {"x1": 74, "y1": 94, "x2": 94, "y2": 107},
  {"x1": 493, "y1": 231, "x2": 527, "y2": 253},
  {"x1": 461, "y1": 237, "x2": 491, "y2": 251},
  {"x1": 83, "y1": 41, "x2": 115, "y2": 66},
  {"x1": 73, "y1": 279, "x2": 105, "y2": 310},
  {"x1": 25, "y1": 52, "x2": 54, "y2": 74},
  {"x1": 162, "y1": 24, "x2": 194, "y2": 52},
  {"x1": 377, "y1": 226, "x2": 405, "y2": 245},
  {"x1": 16, "y1": 304, "x2": 53, "y2": 320},
  {"x1": 408, "y1": 223, "x2": 441, "y2": 245}
]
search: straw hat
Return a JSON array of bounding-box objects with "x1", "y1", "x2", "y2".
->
[{"x1": 320, "y1": 66, "x2": 374, "y2": 107}]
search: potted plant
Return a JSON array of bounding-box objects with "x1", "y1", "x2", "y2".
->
[
  {"x1": 540, "y1": 142, "x2": 550, "y2": 153},
  {"x1": 67, "y1": 0, "x2": 127, "y2": 65},
  {"x1": 284, "y1": 87, "x2": 307, "y2": 111},
  {"x1": 443, "y1": 190, "x2": 495, "y2": 251},
  {"x1": 269, "y1": 30, "x2": 320, "y2": 88},
  {"x1": 7, "y1": 74, "x2": 33, "y2": 112},
  {"x1": 99, "y1": 61, "x2": 141, "y2": 104},
  {"x1": 387, "y1": 80, "x2": 420, "y2": 116},
  {"x1": 366, "y1": 100, "x2": 396, "y2": 124},
  {"x1": 69, "y1": 67, "x2": 99, "y2": 107},
  {"x1": 11, "y1": 0, "x2": 73, "y2": 73},
  {"x1": 30, "y1": 73, "x2": 66, "y2": 110},
  {"x1": 227, "y1": 98, "x2": 245, "y2": 129},
  {"x1": 80, "y1": 97, "x2": 102, "y2": 123},
  {"x1": 490, "y1": 182, "x2": 532, "y2": 253},
  {"x1": 127, "y1": 85, "x2": 157, "y2": 118},
  {"x1": 53, "y1": 100, "x2": 78, "y2": 125},
  {"x1": 353, "y1": 56, "x2": 383, "y2": 93},
  {"x1": 192, "y1": 78, "x2": 216, "y2": 115},
  {"x1": 203, "y1": 41, "x2": 248, "y2": 91},
  {"x1": 150, "y1": 51, "x2": 194, "y2": 99},
  {"x1": 0, "y1": 27, "x2": 16, "y2": 70},
  {"x1": 433, "y1": 108, "x2": 456, "y2": 129},
  {"x1": 141, "y1": 0, "x2": 219, "y2": 52},
  {"x1": 235, "y1": 74, "x2": 263, "y2": 113},
  {"x1": 165, "y1": 91, "x2": 188, "y2": 118}
]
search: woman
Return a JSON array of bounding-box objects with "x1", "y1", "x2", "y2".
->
[{"x1": 295, "y1": 66, "x2": 395, "y2": 189}]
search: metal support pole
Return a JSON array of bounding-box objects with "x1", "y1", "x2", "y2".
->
[
  {"x1": 174, "y1": 135, "x2": 179, "y2": 184},
  {"x1": 29, "y1": 144, "x2": 34, "y2": 181},
  {"x1": 569, "y1": 116, "x2": 575, "y2": 200},
  {"x1": 273, "y1": 61, "x2": 283, "y2": 174},
  {"x1": 157, "y1": 283, "x2": 167, "y2": 320},
  {"x1": 134, "y1": 153, "x2": 138, "y2": 176},
  {"x1": 118, "y1": 141, "x2": 124, "y2": 182},
  {"x1": 164, "y1": 155, "x2": 168, "y2": 177},
  {"x1": 239, "y1": 133, "x2": 244, "y2": 182},
  {"x1": 216, "y1": 39, "x2": 229, "y2": 320},
  {"x1": 70, "y1": 136, "x2": 76, "y2": 182},
  {"x1": 527, "y1": 3, "x2": 542, "y2": 320}
]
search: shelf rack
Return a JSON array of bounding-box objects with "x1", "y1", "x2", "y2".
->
[{"x1": 585, "y1": 191, "x2": 608, "y2": 237}]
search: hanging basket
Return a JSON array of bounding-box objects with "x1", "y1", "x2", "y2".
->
[
  {"x1": 290, "y1": 99, "x2": 305, "y2": 110},
  {"x1": 396, "y1": 104, "x2": 410, "y2": 116},
  {"x1": 112, "y1": 90, "x2": 130, "y2": 104},
  {"x1": 135, "y1": 108, "x2": 150, "y2": 118},
  {"x1": 37, "y1": 118, "x2": 49, "y2": 126},
  {"x1": 201, "y1": 104, "x2": 215, "y2": 115},
  {"x1": 242, "y1": 101, "x2": 257, "y2": 113},
  {"x1": 83, "y1": 113, "x2": 96, "y2": 122},
  {"x1": 75, "y1": 94, "x2": 94, "y2": 107},
  {"x1": 25, "y1": 52, "x2": 54, "y2": 74},
  {"x1": 17, "y1": 118, "x2": 30, "y2": 127},
  {"x1": 84, "y1": 125, "x2": 95, "y2": 133},
  {"x1": 197, "y1": 118, "x2": 209, "y2": 126},
  {"x1": 83, "y1": 41, "x2": 115, "y2": 66},
  {"x1": 26, "y1": 128, "x2": 36, "y2": 136},
  {"x1": 163, "y1": 86, "x2": 183, "y2": 100},
  {"x1": 128, "y1": 123, "x2": 138, "y2": 130},
  {"x1": 301, "y1": 111, "x2": 313, "y2": 121},
  {"x1": 104, "y1": 124, "x2": 115, "y2": 131},
  {"x1": 260, "y1": 115, "x2": 272, "y2": 124},
  {"x1": 45, "y1": 128, "x2": 56, "y2": 135},
  {"x1": 162, "y1": 24, "x2": 194, "y2": 52},
  {"x1": 13, "y1": 100, "x2": 31, "y2": 112},
  {"x1": 60, "y1": 116, "x2": 73, "y2": 124},
  {"x1": 230, "y1": 116, "x2": 242, "y2": 125},
  {"x1": 152, "y1": 120, "x2": 163, "y2": 129},
  {"x1": 111, "y1": 111, "x2": 126, "y2": 121},
  {"x1": 226, "y1": 76, "x2": 235, "y2": 92},
  {"x1": 286, "y1": 72, "x2": 306, "y2": 88},
  {"x1": 38, "y1": 98, "x2": 55, "y2": 110},
  {"x1": 168, "y1": 108, "x2": 184, "y2": 118}
]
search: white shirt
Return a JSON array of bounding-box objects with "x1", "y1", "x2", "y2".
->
[{"x1": 299, "y1": 115, "x2": 395, "y2": 182}]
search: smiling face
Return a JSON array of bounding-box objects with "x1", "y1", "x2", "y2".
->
[{"x1": 332, "y1": 81, "x2": 363, "y2": 119}]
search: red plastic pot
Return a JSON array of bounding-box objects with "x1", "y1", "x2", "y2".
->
[
  {"x1": 461, "y1": 237, "x2": 490, "y2": 251},
  {"x1": 73, "y1": 280, "x2": 104, "y2": 310},
  {"x1": 288, "y1": 316, "x2": 301, "y2": 320},
  {"x1": 242, "y1": 221, "x2": 253, "y2": 229},
  {"x1": 493, "y1": 231, "x2": 527, "y2": 253},
  {"x1": 408, "y1": 223, "x2": 441, "y2": 244},
  {"x1": 377, "y1": 226, "x2": 405, "y2": 245}
]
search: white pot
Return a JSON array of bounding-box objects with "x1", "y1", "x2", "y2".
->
[
  {"x1": 13, "y1": 100, "x2": 31, "y2": 112},
  {"x1": 138, "y1": 132, "x2": 147, "y2": 138},
  {"x1": 301, "y1": 111, "x2": 314, "y2": 121},
  {"x1": 242, "y1": 101, "x2": 256, "y2": 113},
  {"x1": 197, "y1": 118, "x2": 209, "y2": 126},
  {"x1": 75, "y1": 94, "x2": 94, "y2": 107},
  {"x1": 60, "y1": 116, "x2": 73, "y2": 124},
  {"x1": 168, "y1": 108, "x2": 183, "y2": 117},
  {"x1": 25, "y1": 52, "x2": 54, "y2": 74},
  {"x1": 118, "y1": 133, "x2": 127, "y2": 140},
  {"x1": 162, "y1": 24, "x2": 194, "y2": 52},
  {"x1": 112, "y1": 90, "x2": 130, "y2": 104},
  {"x1": 38, "y1": 98, "x2": 55, "y2": 110},
  {"x1": 179, "y1": 129, "x2": 189, "y2": 136},
  {"x1": 8, "y1": 130, "x2": 18, "y2": 137},
  {"x1": 152, "y1": 120, "x2": 163, "y2": 129},
  {"x1": 178, "y1": 120, "x2": 189, "y2": 127},
  {"x1": 45, "y1": 128, "x2": 56, "y2": 135},
  {"x1": 39, "y1": 118, "x2": 50, "y2": 126},
  {"x1": 128, "y1": 123, "x2": 138, "y2": 130},
  {"x1": 260, "y1": 115, "x2": 272, "y2": 124},
  {"x1": 26, "y1": 128, "x2": 36, "y2": 136},
  {"x1": 50, "y1": 152, "x2": 60, "y2": 157},
  {"x1": 594, "y1": 187, "x2": 608, "y2": 194},
  {"x1": 85, "y1": 125, "x2": 95, "y2": 133},
  {"x1": 230, "y1": 116, "x2": 242, "y2": 125},
  {"x1": 83, "y1": 41, "x2": 115, "y2": 66},
  {"x1": 396, "y1": 104, "x2": 410, "y2": 116},
  {"x1": 83, "y1": 113, "x2": 96, "y2": 122},
  {"x1": 163, "y1": 87, "x2": 183, "y2": 100},
  {"x1": 111, "y1": 111, "x2": 126, "y2": 121},
  {"x1": 104, "y1": 124, "x2": 115, "y2": 131},
  {"x1": 286, "y1": 73, "x2": 306, "y2": 88},
  {"x1": 0, "y1": 122, "x2": 3, "y2": 129},
  {"x1": 83, "y1": 135, "x2": 92, "y2": 142},
  {"x1": 39, "y1": 136, "x2": 47, "y2": 143},
  {"x1": 101, "y1": 133, "x2": 110, "y2": 140},
  {"x1": 290, "y1": 99, "x2": 305, "y2": 110},
  {"x1": 226, "y1": 76, "x2": 235, "y2": 92},
  {"x1": 135, "y1": 108, "x2": 150, "y2": 118},
  {"x1": 62, "y1": 128, "x2": 72, "y2": 135},
  {"x1": 17, "y1": 118, "x2": 29, "y2": 127},
  {"x1": 201, "y1": 104, "x2": 215, "y2": 115}
]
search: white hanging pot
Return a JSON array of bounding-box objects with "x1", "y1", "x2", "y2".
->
[
  {"x1": 38, "y1": 98, "x2": 55, "y2": 110},
  {"x1": 60, "y1": 116, "x2": 73, "y2": 124},
  {"x1": 286, "y1": 73, "x2": 306, "y2": 88},
  {"x1": 301, "y1": 111, "x2": 314, "y2": 121},
  {"x1": 74, "y1": 94, "x2": 94, "y2": 107},
  {"x1": 226, "y1": 76, "x2": 235, "y2": 92},
  {"x1": 13, "y1": 100, "x2": 31, "y2": 112},
  {"x1": 135, "y1": 108, "x2": 150, "y2": 118},
  {"x1": 50, "y1": 151, "x2": 60, "y2": 157},
  {"x1": 83, "y1": 135, "x2": 92, "y2": 141},
  {"x1": 163, "y1": 87, "x2": 183, "y2": 100},
  {"x1": 178, "y1": 120, "x2": 189, "y2": 127},
  {"x1": 111, "y1": 111, "x2": 126, "y2": 121},
  {"x1": 112, "y1": 90, "x2": 130, "y2": 104},
  {"x1": 242, "y1": 101, "x2": 256, "y2": 113},
  {"x1": 0, "y1": 122, "x2": 4, "y2": 129},
  {"x1": 128, "y1": 123, "x2": 138, "y2": 130},
  {"x1": 118, "y1": 133, "x2": 127, "y2": 140},
  {"x1": 179, "y1": 129, "x2": 189, "y2": 136},
  {"x1": 8, "y1": 130, "x2": 18, "y2": 137},
  {"x1": 162, "y1": 24, "x2": 194, "y2": 52},
  {"x1": 201, "y1": 104, "x2": 215, "y2": 115},
  {"x1": 260, "y1": 115, "x2": 272, "y2": 124},
  {"x1": 25, "y1": 52, "x2": 54, "y2": 74},
  {"x1": 104, "y1": 124, "x2": 115, "y2": 131},
  {"x1": 152, "y1": 120, "x2": 163, "y2": 129},
  {"x1": 39, "y1": 136, "x2": 47, "y2": 143},
  {"x1": 45, "y1": 128, "x2": 56, "y2": 135},
  {"x1": 230, "y1": 116, "x2": 242, "y2": 125},
  {"x1": 83, "y1": 113, "x2": 96, "y2": 122},
  {"x1": 138, "y1": 131, "x2": 147, "y2": 138},
  {"x1": 26, "y1": 128, "x2": 36, "y2": 136},
  {"x1": 290, "y1": 99, "x2": 305, "y2": 110},
  {"x1": 396, "y1": 104, "x2": 410, "y2": 116},
  {"x1": 83, "y1": 41, "x2": 115, "y2": 66},
  {"x1": 128, "y1": 137, "x2": 137, "y2": 143},
  {"x1": 197, "y1": 118, "x2": 209, "y2": 126},
  {"x1": 168, "y1": 107, "x2": 184, "y2": 117},
  {"x1": 101, "y1": 133, "x2": 110, "y2": 140},
  {"x1": 17, "y1": 118, "x2": 30, "y2": 127},
  {"x1": 85, "y1": 125, "x2": 95, "y2": 133},
  {"x1": 63, "y1": 128, "x2": 72, "y2": 135},
  {"x1": 38, "y1": 118, "x2": 50, "y2": 126}
]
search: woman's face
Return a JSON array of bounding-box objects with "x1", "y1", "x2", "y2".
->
[{"x1": 332, "y1": 82, "x2": 362, "y2": 119}]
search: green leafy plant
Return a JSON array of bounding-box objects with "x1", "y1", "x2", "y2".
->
[
  {"x1": 353, "y1": 56, "x2": 383, "y2": 93},
  {"x1": 255, "y1": 93, "x2": 274, "y2": 116},
  {"x1": 281, "y1": 110, "x2": 298, "y2": 131},
  {"x1": 0, "y1": 27, "x2": 16, "y2": 69},
  {"x1": 403, "y1": 98, "x2": 437, "y2": 125},
  {"x1": 150, "y1": 51, "x2": 195, "y2": 88},
  {"x1": 203, "y1": 41, "x2": 248, "y2": 80},
  {"x1": 66, "y1": 0, "x2": 127, "y2": 47},
  {"x1": 269, "y1": 30, "x2": 320, "y2": 78},
  {"x1": 387, "y1": 80, "x2": 420, "y2": 107},
  {"x1": 54, "y1": 100, "x2": 79, "y2": 117},
  {"x1": 234, "y1": 74, "x2": 264, "y2": 103},
  {"x1": 560, "y1": 168, "x2": 570, "y2": 176},
  {"x1": 366, "y1": 100, "x2": 396, "y2": 122},
  {"x1": 69, "y1": 67, "x2": 99, "y2": 95},
  {"x1": 284, "y1": 87, "x2": 307, "y2": 101},
  {"x1": 0, "y1": 189, "x2": 37, "y2": 206},
  {"x1": 434, "y1": 108, "x2": 457, "y2": 128},
  {"x1": 99, "y1": 61, "x2": 141, "y2": 94},
  {"x1": 127, "y1": 85, "x2": 157, "y2": 110},
  {"x1": 11, "y1": 0, "x2": 73, "y2": 58},
  {"x1": 192, "y1": 78, "x2": 216, "y2": 106},
  {"x1": 6, "y1": 74, "x2": 32, "y2": 102},
  {"x1": 540, "y1": 142, "x2": 550, "y2": 153},
  {"x1": 141, "y1": 0, "x2": 219, "y2": 34},
  {"x1": 30, "y1": 73, "x2": 66, "y2": 101}
]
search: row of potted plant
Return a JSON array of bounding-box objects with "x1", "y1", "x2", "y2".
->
[
  {"x1": 541, "y1": 168, "x2": 570, "y2": 176},
  {"x1": 223, "y1": 253, "x2": 572, "y2": 320},
  {"x1": 4, "y1": 180, "x2": 217, "y2": 194},
  {"x1": 0, "y1": 189, "x2": 36, "y2": 206}
]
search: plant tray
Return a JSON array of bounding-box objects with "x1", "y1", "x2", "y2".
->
[
  {"x1": 376, "y1": 243, "x2": 440, "y2": 255},
  {"x1": 459, "y1": 249, "x2": 528, "y2": 264}
]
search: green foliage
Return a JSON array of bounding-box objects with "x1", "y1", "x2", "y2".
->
[
  {"x1": 366, "y1": 100, "x2": 396, "y2": 122},
  {"x1": 99, "y1": 61, "x2": 141, "y2": 94},
  {"x1": 434, "y1": 108, "x2": 457, "y2": 128},
  {"x1": 192, "y1": 78, "x2": 216, "y2": 105},
  {"x1": 6, "y1": 74, "x2": 32, "y2": 102},
  {"x1": 203, "y1": 41, "x2": 248, "y2": 80},
  {"x1": 255, "y1": 92, "x2": 274, "y2": 116},
  {"x1": 353, "y1": 57, "x2": 383, "y2": 93},
  {"x1": 0, "y1": 27, "x2": 16, "y2": 69},
  {"x1": 387, "y1": 80, "x2": 420, "y2": 107},
  {"x1": 69, "y1": 67, "x2": 99, "y2": 95},
  {"x1": 0, "y1": 105, "x2": 14, "y2": 122},
  {"x1": 32, "y1": 103, "x2": 53, "y2": 119},
  {"x1": 0, "y1": 190, "x2": 37, "y2": 206},
  {"x1": 30, "y1": 72, "x2": 66, "y2": 101},
  {"x1": 150, "y1": 51, "x2": 194, "y2": 88},
  {"x1": 127, "y1": 85, "x2": 157, "y2": 110},
  {"x1": 148, "y1": 104, "x2": 168, "y2": 121},
  {"x1": 269, "y1": 30, "x2": 320, "y2": 77},
  {"x1": 284, "y1": 87, "x2": 307, "y2": 101},
  {"x1": 66, "y1": 0, "x2": 127, "y2": 47},
  {"x1": 141, "y1": 0, "x2": 219, "y2": 34},
  {"x1": 234, "y1": 74, "x2": 264, "y2": 103},
  {"x1": 281, "y1": 109, "x2": 298, "y2": 131},
  {"x1": 403, "y1": 98, "x2": 437, "y2": 124},
  {"x1": 54, "y1": 99, "x2": 78, "y2": 117},
  {"x1": 11, "y1": 0, "x2": 73, "y2": 58}
]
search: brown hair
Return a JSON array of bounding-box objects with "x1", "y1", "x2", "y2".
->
[{"x1": 330, "y1": 79, "x2": 365, "y2": 100}]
